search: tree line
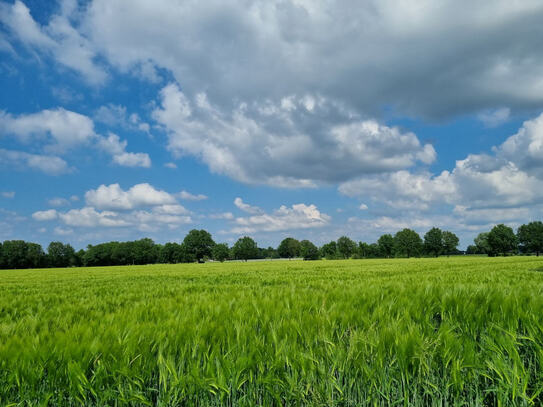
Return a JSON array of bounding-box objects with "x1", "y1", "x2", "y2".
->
[{"x1": 1, "y1": 221, "x2": 542, "y2": 269}]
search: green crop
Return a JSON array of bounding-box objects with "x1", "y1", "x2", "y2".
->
[{"x1": 1, "y1": 257, "x2": 543, "y2": 406}]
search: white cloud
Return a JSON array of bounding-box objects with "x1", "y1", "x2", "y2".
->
[
  {"x1": 231, "y1": 201, "x2": 331, "y2": 234},
  {"x1": 234, "y1": 197, "x2": 262, "y2": 214},
  {"x1": 48, "y1": 197, "x2": 70, "y2": 207},
  {"x1": 0, "y1": 149, "x2": 70, "y2": 175},
  {"x1": 94, "y1": 104, "x2": 151, "y2": 134},
  {"x1": 209, "y1": 212, "x2": 234, "y2": 220},
  {"x1": 54, "y1": 226, "x2": 73, "y2": 236},
  {"x1": 112, "y1": 152, "x2": 151, "y2": 168},
  {"x1": 0, "y1": 0, "x2": 107, "y2": 84},
  {"x1": 97, "y1": 133, "x2": 151, "y2": 168},
  {"x1": 1, "y1": 191, "x2": 15, "y2": 198},
  {"x1": 359, "y1": 203, "x2": 368, "y2": 210},
  {"x1": 478, "y1": 107, "x2": 511, "y2": 128},
  {"x1": 153, "y1": 83, "x2": 434, "y2": 186},
  {"x1": 32, "y1": 209, "x2": 58, "y2": 221},
  {"x1": 70, "y1": 195, "x2": 79, "y2": 201},
  {"x1": 85, "y1": 183, "x2": 177, "y2": 210},
  {"x1": 59, "y1": 207, "x2": 129, "y2": 227},
  {"x1": 0, "y1": 108, "x2": 95, "y2": 152},
  {"x1": 164, "y1": 162, "x2": 177, "y2": 169},
  {"x1": 179, "y1": 190, "x2": 207, "y2": 201}
]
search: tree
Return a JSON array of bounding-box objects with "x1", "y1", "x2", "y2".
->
[
  {"x1": 47, "y1": 241, "x2": 76, "y2": 267},
  {"x1": 278, "y1": 237, "x2": 301, "y2": 259},
  {"x1": 212, "y1": 243, "x2": 230, "y2": 262},
  {"x1": 474, "y1": 232, "x2": 492, "y2": 256},
  {"x1": 487, "y1": 224, "x2": 517, "y2": 256},
  {"x1": 1, "y1": 240, "x2": 45, "y2": 269},
  {"x1": 424, "y1": 227, "x2": 443, "y2": 257},
  {"x1": 377, "y1": 234, "x2": 394, "y2": 258},
  {"x1": 183, "y1": 229, "x2": 215, "y2": 262},
  {"x1": 442, "y1": 231, "x2": 459, "y2": 256},
  {"x1": 232, "y1": 236, "x2": 259, "y2": 261},
  {"x1": 320, "y1": 241, "x2": 338, "y2": 259},
  {"x1": 517, "y1": 221, "x2": 543, "y2": 256},
  {"x1": 394, "y1": 229, "x2": 422, "y2": 258},
  {"x1": 300, "y1": 240, "x2": 320, "y2": 260},
  {"x1": 337, "y1": 236, "x2": 356, "y2": 259}
]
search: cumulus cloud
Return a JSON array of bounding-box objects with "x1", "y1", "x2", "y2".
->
[
  {"x1": 0, "y1": 108, "x2": 95, "y2": 152},
  {"x1": 60, "y1": 207, "x2": 130, "y2": 227},
  {"x1": 48, "y1": 197, "x2": 70, "y2": 207},
  {"x1": 32, "y1": 209, "x2": 58, "y2": 221},
  {"x1": 94, "y1": 104, "x2": 151, "y2": 134},
  {"x1": 70, "y1": 0, "x2": 543, "y2": 119},
  {"x1": 179, "y1": 190, "x2": 208, "y2": 201},
  {"x1": 85, "y1": 183, "x2": 177, "y2": 211},
  {"x1": 0, "y1": 108, "x2": 151, "y2": 170},
  {"x1": 209, "y1": 212, "x2": 234, "y2": 220},
  {"x1": 478, "y1": 108, "x2": 511, "y2": 128},
  {"x1": 0, "y1": 0, "x2": 107, "y2": 84},
  {"x1": 230, "y1": 200, "x2": 331, "y2": 234},
  {"x1": 234, "y1": 197, "x2": 263, "y2": 214},
  {"x1": 339, "y1": 112, "x2": 543, "y2": 227},
  {"x1": 153, "y1": 83, "x2": 435, "y2": 186},
  {"x1": 0, "y1": 149, "x2": 70, "y2": 175}
]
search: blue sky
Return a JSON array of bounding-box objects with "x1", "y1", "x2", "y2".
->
[{"x1": 1, "y1": 0, "x2": 543, "y2": 250}]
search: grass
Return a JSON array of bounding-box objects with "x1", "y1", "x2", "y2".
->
[{"x1": 1, "y1": 256, "x2": 543, "y2": 406}]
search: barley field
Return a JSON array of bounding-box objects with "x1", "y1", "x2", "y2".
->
[{"x1": 1, "y1": 257, "x2": 543, "y2": 406}]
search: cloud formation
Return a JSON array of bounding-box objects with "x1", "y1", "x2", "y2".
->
[{"x1": 153, "y1": 83, "x2": 435, "y2": 186}]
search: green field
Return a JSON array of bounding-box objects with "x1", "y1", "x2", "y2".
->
[{"x1": 2, "y1": 257, "x2": 543, "y2": 406}]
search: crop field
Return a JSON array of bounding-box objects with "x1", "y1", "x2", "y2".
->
[{"x1": 1, "y1": 257, "x2": 543, "y2": 406}]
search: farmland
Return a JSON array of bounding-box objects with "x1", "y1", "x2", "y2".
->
[{"x1": 1, "y1": 257, "x2": 543, "y2": 406}]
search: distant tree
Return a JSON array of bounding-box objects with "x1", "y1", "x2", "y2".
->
[
  {"x1": 47, "y1": 241, "x2": 76, "y2": 267},
  {"x1": 377, "y1": 234, "x2": 395, "y2": 258},
  {"x1": 487, "y1": 224, "x2": 517, "y2": 256},
  {"x1": 394, "y1": 229, "x2": 423, "y2": 258},
  {"x1": 320, "y1": 241, "x2": 338, "y2": 259},
  {"x1": 474, "y1": 232, "x2": 492, "y2": 256},
  {"x1": 300, "y1": 240, "x2": 320, "y2": 260},
  {"x1": 337, "y1": 236, "x2": 356, "y2": 259},
  {"x1": 261, "y1": 246, "x2": 279, "y2": 259},
  {"x1": 212, "y1": 243, "x2": 230, "y2": 262},
  {"x1": 0, "y1": 242, "x2": 3, "y2": 269},
  {"x1": 278, "y1": 237, "x2": 301, "y2": 259},
  {"x1": 424, "y1": 228, "x2": 443, "y2": 257},
  {"x1": 183, "y1": 229, "x2": 215, "y2": 262},
  {"x1": 232, "y1": 236, "x2": 259, "y2": 261},
  {"x1": 442, "y1": 231, "x2": 460, "y2": 256},
  {"x1": 357, "y1": 242, "x2": 369, "y2": 258},
  {"x1": 517, "y1": 221, "x2": 543, "y2": 256},
  {"x1": 466, "y1": 245, "x2": 483, "y2": 255},
  {"x1": 1, "y1": 240, "x2": 45, "y2": 269}
]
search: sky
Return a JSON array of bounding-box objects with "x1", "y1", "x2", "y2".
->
[{"x1": 1, "y1": 0, "x2": 543, "y2": 250}]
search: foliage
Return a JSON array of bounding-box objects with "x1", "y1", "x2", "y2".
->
[
  {"x1": 424, "y1": 227, "x2": 443, "y2": 257},
  {"x1": 337, "y1": 236, "x2": 356, "y2": 259},
  {"x1": 488, "y1": 224, "x2": 518, "y2": 256},
  {"x1": 232, "y1": 236, "x2": 259, "y2": 261},
  {"x1": 377, "y1": 234, "x2": 394, "y2": 258},
  {"x1": 183, "y1": 229, "x2": 215, "y2": 261},
  {"x1": 1, "y1": 257, "x2": 543, "y2": 406},
  {"x1": 474, "y1": 232, "x2": 492, "y2": 256},
  {"x1": 278, "y1": 237, "x2": 301, "y2": 259},
  {"x1": 394, "y1": 228, "x2": 423, "y2": 258},
  {"x1": 320, "y1": 241, "x2": 338, "y2": 259},
  {"x1": 518, "y1": 221, "x2": 543, "y2": 256},
  {"x1": 442, "y1": 231, "x2": 460, "y2": 256},
  {"x1": 300, "y1": 240, "x2": 320, "y2": 260},
  {"x1": 212, "y1": 243, "x2": 230, "y2": 262}
]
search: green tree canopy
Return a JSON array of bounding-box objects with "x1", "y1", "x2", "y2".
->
[
  {"x1": 212, "y1": 243, "x2": 230, "y2": 262},
  {"x1": 377, "y1": 234, "x2": 395, "y2": 258},
  {"x1": 320, "y1": 241, "x2": 338, "y2": 259},
  {"x1": 278, "y1": 237, "x2": 301, "y2": 259},
  {"x1": 337, "y1": 236, "x2": 356, "y2": 259},
  {"x1": 442, "y1": 231, "x2": 459, "y2": 256},
  {"x1": 183, "y1": 229, "x2": 215, "y2": 262},
  {"x1": 300, "y1": 240, "x2": 320, "y2": 260},
  {"x1": 47, "y1": 241, "x2": 76, "y2": 268},
  {"x1": 487, "y1": 224, "x2": 517, "y2": 256},
  {"x1": 517, "y1": 221, "x2": 543, "y2": 256},
  {"x1": 424, "y1": 227, "x2": 443, "y2": 257},
  {"x1": 394, "y1": 229, "x2": 422, "y2": 258},
  {"x1": 232, "y1": 236, "x2": 259, "y2": 261}
]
